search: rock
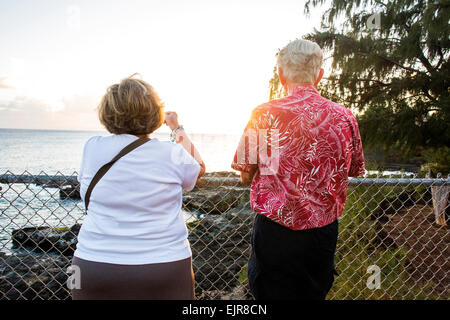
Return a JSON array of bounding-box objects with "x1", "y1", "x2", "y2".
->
[
  {"x1": 11, "y1": 227, "x2": 48, "y2": 249},
  {"x1": 222, "y1": 203, "x2": 254, "y2": 224},
  {"x1": 4, "y1": 182, "x2": 255, "y2": 299},
  {"x1": 3, "y1": 206, "x2": 254, "y2": 300},
  {"x1": 59, "y1": 186, "x2": 81, "y2": 199},
  {"x1": 183, "y1": 186, "x2": 250, "y2": 214},
  {"x1": 196, "y1": 289, "x2": 227, "y2": 300},
  {"x1": 11, "y1": 225, "x2": 81, "y2": 256},
  {"x1": 377, "y1": 190, "x2": 416, "y2": 216},
  {"x1": 204, "y1": 172, "x2": 240, "y2": 178},
  {"x1": 0, "y1": 253, "x2": 71, "y2": 300},
  {"x1": 196, "y1": 177, "x2": 241, "y2": 189},
  {"x1": 221, "y1": 284, "x2": 253, "y2": 300},
  {"x1": 183, "y1": 172, "x2": 249, "y2": 215},
  {"x1": 69, "y1": 224, "x2": 81, "y2": 235},
  {"x1": 188, "y1": 205, "x2": 254, "y2": 296},
  {"x1": 36, "y1": 181, "x2": 68, "y2": 188}
]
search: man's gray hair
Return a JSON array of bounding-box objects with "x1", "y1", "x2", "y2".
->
[{"x1": 277, "y1": 39, "x2": 323, "y2": 84}]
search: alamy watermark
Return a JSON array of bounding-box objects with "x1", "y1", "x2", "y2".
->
[
  {"x1": 366, "y1": 265, "x2": 381, "y2": 290},
  {"x1": 66, "y1": 265, "x2": 81, "y2": 290},
  {"x1": 235, "y1": 129, "x2": 280, "y2": 176},
  {"x1": 169, "y1": 129, "x2": 281, "y2": 175},
  {"x1": 366, "y1": 12, "x2": 381, "y2": 30}
]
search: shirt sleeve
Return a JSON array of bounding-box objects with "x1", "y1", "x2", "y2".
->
[
  {"x1": 173, "y1": 144, "x2": 201, "y2": 191},
  {"x1": 231, "y1": 109, "x2": 259, "y2": 173},
  {"x1": 347, "y1": 113, "x2": 366, "y2": 177},
  {"x1": 77, "y1": 136, "x2": 96, "y2": 183}
]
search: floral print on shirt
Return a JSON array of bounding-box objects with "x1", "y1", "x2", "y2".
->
[{"x1": 231, "y1": 84, "x2": 365, "y2": 230}]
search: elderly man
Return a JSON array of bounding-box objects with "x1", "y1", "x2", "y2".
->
[{"x1": 231, "y1": 39, "x2": 365, "y2": 300}]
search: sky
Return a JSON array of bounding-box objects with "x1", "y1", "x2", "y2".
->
[{"x1": 0, "y1": 0, "x2": 327, "y2": 134}]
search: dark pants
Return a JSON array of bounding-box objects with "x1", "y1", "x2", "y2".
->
[
  {"x1": 71, "y1": 256, "x2": 195, "y2": 300},
  {"x1": 248, "y1": 214, "x2": 338, "y2": 300}
]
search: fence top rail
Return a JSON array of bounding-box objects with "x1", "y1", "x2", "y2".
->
[
  {"x1": 1, "y1": 173, "x2": 450, "y2": 186},
  {"x1": 348, "y1": 177, "x2": 450, "y2": 186}
]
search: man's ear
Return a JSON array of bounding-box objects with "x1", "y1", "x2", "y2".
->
[
  {"x1": 314, "y1": 68, "x2": 324, "y2": 87},
  {"x1": 277, "y1": 67, "x2": 286, "y2": 87}
]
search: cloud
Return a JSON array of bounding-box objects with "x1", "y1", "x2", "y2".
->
[
  {"x1": 0, "y1": 94, "x2": 102, "y2": 131},
  {"x1": 0, "y1": 77, "x2": 14, "y2": 89}
]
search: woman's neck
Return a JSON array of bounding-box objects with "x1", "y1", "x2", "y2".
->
[{"x1": 134, "y1": 134, "x2": 150, "y2": 139}]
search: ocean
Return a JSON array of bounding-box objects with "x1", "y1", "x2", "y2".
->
[
  {"x1": 0, "y1": 128, "x2": 242, "y2": 254},
  {"x1": 0, "y1": 128, "x2": 242, "y2": 174}
]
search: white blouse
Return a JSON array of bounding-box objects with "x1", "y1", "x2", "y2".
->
[{"x1": 74, "y1": 134, "x2": 200, "y2": 265}]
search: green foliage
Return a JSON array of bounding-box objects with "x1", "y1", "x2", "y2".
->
[
  {"x1": 269, "y1": 0, "x2": 450, "y2": 163},
  {"x1": 236, "y1": 185, "x2": 440, "y2": 299},
  {"x1": 328, "y1": 185, "x2": 441, "y2": 299},
  {"x1": 238, "y1": 264, "x2": 249, "y2": 286},
  {"x1": 186, "y1": 220, "x2": 202, "y2": 232},
  {"x1": 268, "y1": 66, "x2": 285, "y2": 100},
  {"x1": 419, "y1": 145, "x2": 450, "y2": 175},
  {"x1": 364, "y1": 159, "x2": 382, "y2": 171}
]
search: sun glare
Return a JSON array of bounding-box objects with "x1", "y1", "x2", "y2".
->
[{"x1": 1, "y1": 1, "x2": 325, "y2": 133}]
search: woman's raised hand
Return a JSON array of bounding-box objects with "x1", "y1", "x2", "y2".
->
[
  {"x1": 164, "y1": 111, "x2": 180, "y2": 131},
  {"x1": 164, "y1": 110, "x2": 205, "y2": 178}
]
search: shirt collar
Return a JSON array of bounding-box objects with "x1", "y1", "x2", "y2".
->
[{"x1": 288, "y1": 84, "x2": 319, "y2": 96}]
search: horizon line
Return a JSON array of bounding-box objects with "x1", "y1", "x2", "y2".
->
[{"x1": 0, "y1": 127, "x2": 242, "y2": 135}]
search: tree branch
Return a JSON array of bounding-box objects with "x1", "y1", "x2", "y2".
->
[
  {"x1": 417, "y1": 49, "x2": 435, "y2": 75},
  {"x1": 376, "y1": 54, "x2": 426, "y2": 74},
  {"x1": 354, "y1": 78, "x2": 391, "y2": 86}
]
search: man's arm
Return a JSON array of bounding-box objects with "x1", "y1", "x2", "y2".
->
[
  {"x1": 231, "y1": 107, "x2": 261, "y2": 184},
  {"x1": 347, "y1": 113, "x2": 366, "y2": 177},
  {"x1": 240, "y1": 167, "x2": 257, "y2": 185}
]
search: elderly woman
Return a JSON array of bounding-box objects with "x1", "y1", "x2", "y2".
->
[
  {"x1": 71, "y1": 75, "x2": 205, "y2": 299},
  {"x1": 231, "y1": 39, "x2": 365, "y2": 300}
]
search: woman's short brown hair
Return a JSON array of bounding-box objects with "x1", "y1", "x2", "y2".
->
[{"x1": 98, "y1": 74, "x2": 164, "y2": 135}]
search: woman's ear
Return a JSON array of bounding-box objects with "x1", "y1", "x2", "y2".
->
[{"x1": 314, "y1": 68, "x2": 324, "y2": 87}]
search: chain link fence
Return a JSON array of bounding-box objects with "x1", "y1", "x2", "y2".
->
[{"x1": 0, "y1": 170, "x2": 449, "y2": 300}]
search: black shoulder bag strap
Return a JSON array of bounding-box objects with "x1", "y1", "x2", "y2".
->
[{"x1": 84, "y1": 136, "x2": 150, "y2": 212}]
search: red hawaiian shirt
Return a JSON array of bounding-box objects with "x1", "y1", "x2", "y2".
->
[{"x1": 231, "y1": 84, "x2": 365, "y2": 230}]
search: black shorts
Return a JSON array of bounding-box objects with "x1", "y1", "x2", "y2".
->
[{"x1": 248, "y1": 213, "x2": 338, "y2": 300}]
